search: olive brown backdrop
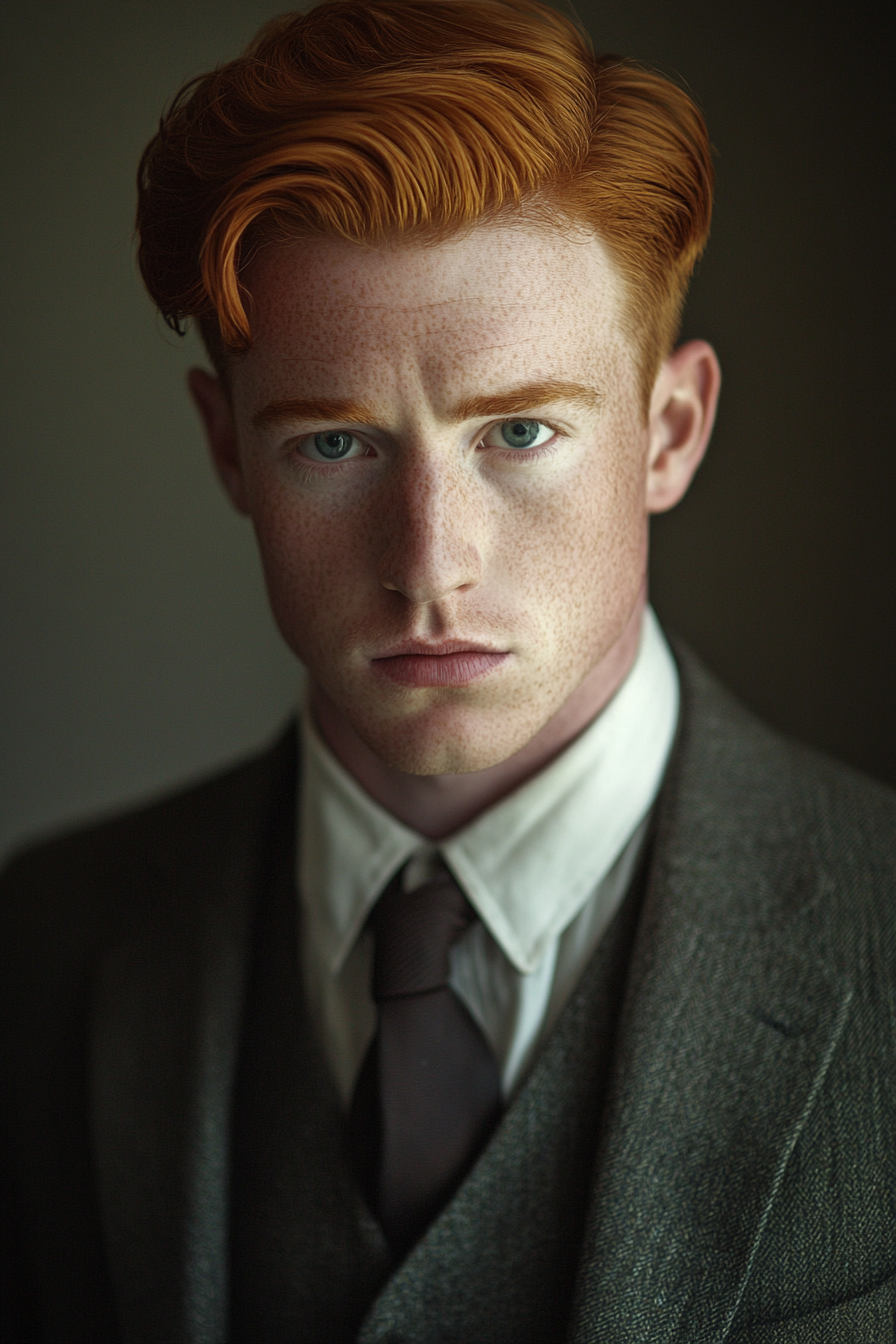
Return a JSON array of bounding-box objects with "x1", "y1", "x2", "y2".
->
[{"x1": 1, "y1": 0, "x2": 893, "y2": 859}]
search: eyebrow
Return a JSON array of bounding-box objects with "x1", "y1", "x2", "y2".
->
[
  {"x1": 252, "y1": 380, "x2": 603, "y2": 429},
  {"x1": 451, "y1": 380, "x2": 604, "y2": 421},
  {"x1": 253, "y1": 397, "x2": 379, "y2": 428}
]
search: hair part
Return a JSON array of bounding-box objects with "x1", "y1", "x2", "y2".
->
[{"x1": 136, "y1": 0, "x2": 713, "y2": 407}]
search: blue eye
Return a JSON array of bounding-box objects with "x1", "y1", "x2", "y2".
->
[
  {"x1": 501, "y1": 419, "x2": 541, "y2": 448},
  {"x1": 313, "y1": 430, "x2": 357, "y2": 460},
  {"x1": 481, "y1": 419, "x2": 554, "y2": 451}
]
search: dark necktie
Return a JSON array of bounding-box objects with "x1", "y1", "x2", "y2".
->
[{"x1": 349, "y1": 866, "x2": 503, "y2": 1257}]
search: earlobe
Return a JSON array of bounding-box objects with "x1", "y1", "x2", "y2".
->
[
  {"x1": 186, "y1": 366, "x2": 250, "y2": 515},
  {"x1": 645, "y1": 340, "x2": 721, "y2": 514}
]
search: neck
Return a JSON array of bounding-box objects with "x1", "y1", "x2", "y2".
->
[{"x1": 312, "y1": 598, "x2": 645, "y2": 841}]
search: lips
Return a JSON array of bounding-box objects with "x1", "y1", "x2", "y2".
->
[{"x1": 370, "y1": 640, "x2": 509, "y2": 688}]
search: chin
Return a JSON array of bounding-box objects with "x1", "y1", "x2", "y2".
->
[{"x1": 356, "y1": 703, "x2": 543, "y2": 777}]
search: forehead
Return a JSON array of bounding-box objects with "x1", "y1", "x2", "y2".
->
[{"x1": 236, "y1": 221, "x2": 630, "y2": 407}]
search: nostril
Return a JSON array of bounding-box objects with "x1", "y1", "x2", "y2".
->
[{"x1": 377, "y1": 540, "x2": 482, "y2": 603}]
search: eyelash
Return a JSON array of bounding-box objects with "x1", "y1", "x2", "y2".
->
[
  {"x1": 290, "y1": 455, "x2": 360, "y2": 487},
  {"x1": 288, "y1": 420, "x2": 565, "y2": 472},
  {"x1": 483, "y1": 426, "x2": 564, "y2": 462}
]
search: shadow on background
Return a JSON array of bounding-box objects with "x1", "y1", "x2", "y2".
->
[
  {"x1": 580, "y1": 0, "x2": 895, "y2": 786},
  {"x1": 1, "y1": 0, "x2": 893, "y2": 858}
]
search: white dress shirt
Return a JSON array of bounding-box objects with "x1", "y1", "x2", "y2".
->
[{"x1": 297, "y1": 606, "x2": 679, "y2": 1105}]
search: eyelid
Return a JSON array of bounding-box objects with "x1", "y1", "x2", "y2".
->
[
  {"x1": 478, "y1": 417, "x2": 562, "y2": 450},
  {"x1": 294, "y1": 428, "x2": 372, "y2": 463},
  {"x1": 283, "y1": 416, "x2": 565, "y2": 463}
]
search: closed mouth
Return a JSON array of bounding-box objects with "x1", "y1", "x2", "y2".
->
[{"x1": 370, "y1": 641, "x2": 509, "y2": 687}]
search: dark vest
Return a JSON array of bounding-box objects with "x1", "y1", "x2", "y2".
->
[{"x1": 228, "y1": 826, "x2": 649, "y2": 1343}]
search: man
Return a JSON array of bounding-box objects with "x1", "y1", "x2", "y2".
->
[{"x1": 2, "y1": 1, "x2": 893, "y2": 1340}]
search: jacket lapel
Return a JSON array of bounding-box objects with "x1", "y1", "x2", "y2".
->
[
  {"x1": 570, "y1": 655, "x2": 854, "y2": 1343},
  {"x1": 89, "y1": 728, "x2": 295, "y2": 1344}
]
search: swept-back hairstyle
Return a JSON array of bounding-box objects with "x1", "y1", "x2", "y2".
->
[{"x1": 136, "y1": 0, "x2": 713, "y2": 404}]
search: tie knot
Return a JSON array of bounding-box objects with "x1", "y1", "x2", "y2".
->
[{"x1": 371, "y1": 869, "x2": 474, "y2": 1000}]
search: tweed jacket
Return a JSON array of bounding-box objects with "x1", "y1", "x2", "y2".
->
[{"x1": 2, "y1": 647, "x2": 895, "y2": 1342}]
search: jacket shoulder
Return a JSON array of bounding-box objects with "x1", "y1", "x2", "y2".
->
[
  {"x1": 676, "y1": 642, "x2": 896, "y2": 833},
  {"x1": 0, "y1": 723, "x2": 296, "y2": 963},
  {"x1": 672, "y1": 643, "x2": 896, "y2": 961}
]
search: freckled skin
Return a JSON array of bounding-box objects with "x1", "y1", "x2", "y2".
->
[{"x1": 193, "y1": 222, "x2": 719, "y2": 822}]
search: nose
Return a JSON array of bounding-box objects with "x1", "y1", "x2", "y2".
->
[{"x1": 377, "y1": 453, "x2": 483, "y2": 604}]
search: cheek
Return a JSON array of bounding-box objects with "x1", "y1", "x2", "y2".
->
[
  {"x1": 245, "y1": 481, "x2": 373, "y2": 654},
  {"x1": 558, "y1": 492, "x2": 646, "y2": 671},
  {"x1": 504, "y1": 430, "x2": 649, "y2": 628}
]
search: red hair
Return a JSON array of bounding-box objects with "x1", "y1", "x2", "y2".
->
[{"x1": 136, "y1": 0, "x2": 713, "y2": 403}]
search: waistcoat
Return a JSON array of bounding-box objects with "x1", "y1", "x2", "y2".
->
[{"x1": 228, "y1": 830, "x2": 649, "y2": 1343}]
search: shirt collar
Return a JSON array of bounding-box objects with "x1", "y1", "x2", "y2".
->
[{"x1": 298, "y1": 607, "x2": 679, "y2": 975}]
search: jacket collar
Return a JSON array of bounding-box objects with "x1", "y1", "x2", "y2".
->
[{"x1": 568, "y1": 647, "x2": 854, "y2": 1343}]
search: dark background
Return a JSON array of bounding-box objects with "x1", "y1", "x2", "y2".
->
[
  {"x1": 585, "y1": 0, "x2": 896, "y2": 792},
  {"x1": 1, "y1": 0, "x2": 893, "y2": 858}
]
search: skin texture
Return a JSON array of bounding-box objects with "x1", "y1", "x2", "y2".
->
[{"x1": 190, "y1": 222, "x2": 719, "y2": 838}]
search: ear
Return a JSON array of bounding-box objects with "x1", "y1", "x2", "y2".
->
[
  {"x1": 187, "y1": 367, "x2": 250, "y2": 515},
  {"x1": 645, "y1": 339, "x2": 721, "y2": 513}
]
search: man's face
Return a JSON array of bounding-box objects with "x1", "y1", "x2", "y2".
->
[{"x1": 217, "y1": 223, "x2": 658, "y2": 774}]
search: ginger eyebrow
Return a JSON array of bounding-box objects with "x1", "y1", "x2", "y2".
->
[
  {"x1": 252, "y1": 397, "x2": 379, "y2": 428},
  {"x1": 451, "y1": 380, "x2": 604, "y2": 421},
  {"x1": 252, "y1": 380, "x2": 603, "y2": 430}
]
